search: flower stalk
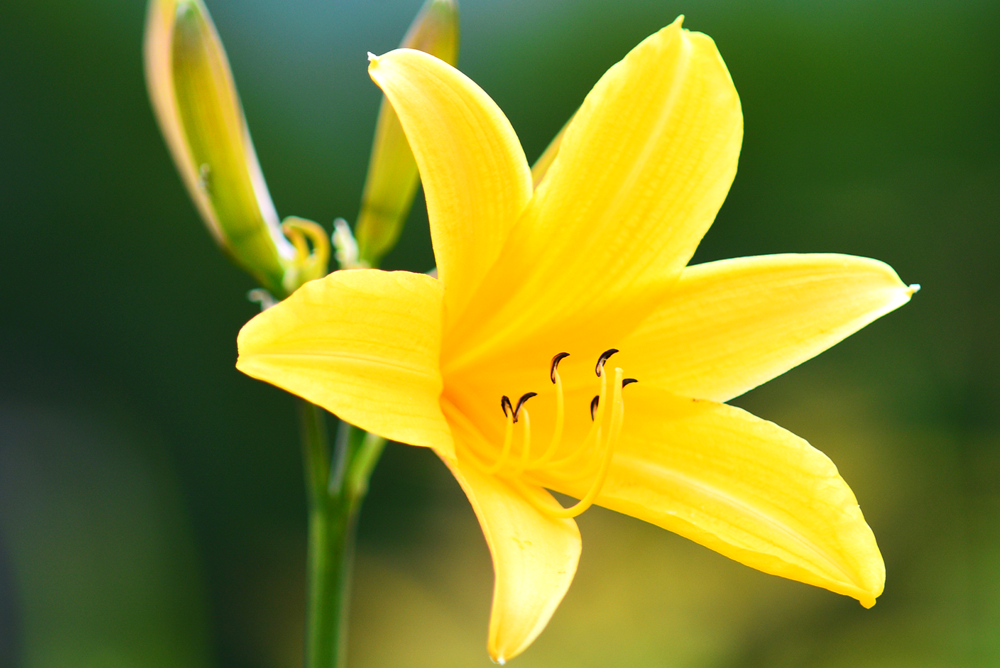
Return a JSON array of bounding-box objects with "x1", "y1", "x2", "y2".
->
[{"x1": 300, "y1": 401, "x2": 386, "y2": 668}]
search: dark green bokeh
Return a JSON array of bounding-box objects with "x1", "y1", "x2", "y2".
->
[{"x1": 1, "y1": 0, "x2": 997, "y2": 666}]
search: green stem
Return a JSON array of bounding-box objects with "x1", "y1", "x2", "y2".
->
[{"x1": 299, "y1": 399, "x2": 386, "y2": 668}]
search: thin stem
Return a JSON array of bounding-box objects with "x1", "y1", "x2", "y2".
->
[
  {"x1": 300, "y1": 399, "x2": 337, "y2": 668},
  {"x1": 299, "y1": 399, "x2": 386, "y2": 668},
  {"x1": 300, "y1": 400, "x2": 331, "y2": 507}
]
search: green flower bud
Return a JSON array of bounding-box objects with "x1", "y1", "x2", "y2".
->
[
  {"x1": 355, "y1": 0, "x2": 460, "y2": 267},
  {"x1": 144, "y1": 0, "x2": 327, "y2": 297}
]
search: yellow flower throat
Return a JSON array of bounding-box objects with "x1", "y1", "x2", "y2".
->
[{"x1": 462, "y1": 350, "x2": 634, "y2": 519}]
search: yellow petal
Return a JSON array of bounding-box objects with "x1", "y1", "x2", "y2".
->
[
  {"x1": 442, "y1": 401, "x2": 581, "y2": 663},
  {"x1": 368, "y1": 49, "x2": 532, "y2": 326},
  {"x1": 236, "y1": 269, "x2": 453, "y2": 456},
  {"x1": 355, "y1": 0, "x2": 460, "y2": 266},
  {"x1": 446, "y1": 17, "x2": 742, "y2": 369},
  {"x1": 619, "y1": 253, "x2": 918, "y2": 402},
  {"x1": 582, "y1": 386, "x2": 884, "y2": 607}
]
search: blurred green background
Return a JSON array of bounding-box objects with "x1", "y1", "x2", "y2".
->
[{"x1": 1, "y1": 0, "x2": 998, "y2": 666}]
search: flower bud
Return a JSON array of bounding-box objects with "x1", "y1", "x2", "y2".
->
[
  {"x1": 355, "y1": 0, "x2": 460, "y2": 267},
  {"x1": 145, "y1": 0, "x2": 324, "y2": 296}
]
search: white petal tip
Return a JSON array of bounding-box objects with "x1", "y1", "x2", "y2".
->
[
  {"x1": 907, "y1": 283, "x2": 921, "y2": 295},
  {"x1": 367, "y1": 51, "x2": 379, "y2": 64}
]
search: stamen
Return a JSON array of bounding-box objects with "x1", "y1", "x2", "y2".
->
[
  {"x1": 500, "y1": 395, "x2": 513, "y2": 418},
  {"x1": 512, "y1": 392, "x2": 537, "y2": 424},
  {"x1": 547, "y1": 366, "x2": 608, "y2": 470},
  {"x1": 512, "y1": 408, "x2": 532, "y2": 475},
  {"x1": 481, "y1": 393, "x2": 539, "y2": 475},
  {"x1": 550, "y1": 352, "x2": 570, "y2": 383},
  {"x1": 484, "y1": 409, "x2": 515, "y2": 475},
  {"x1": 529, "y1": 353, "x2": 567, "y2": 470},
  {"x1": 469, "y1": 351, "x2": 629, "y2": 519},
  {"x1": 595, "y1": 349, "x2": 619, "y2": 377},
  {"x1": 520, "y1": 367, "x2": 625, "y2": 519}
]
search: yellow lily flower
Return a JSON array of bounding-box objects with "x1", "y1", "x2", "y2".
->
[{"x1": 237, "y1": 17, "x2": 917, "y2": 663}]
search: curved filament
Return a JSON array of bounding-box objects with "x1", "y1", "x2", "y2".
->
[
  {"x1": 546, "y1": 368, "x2": 607, "y2": 470},
  {"x1": 520, "y1": 368, "x2": 624, "y2": 519},
  {"x1": 528, "y1": 366, "x2": 565, "y2": 470},
  {"x1": 483, "y1": 412, "x2": 515, "y2": 475},
  {"x1": 511, "y1": 409, "x2": 532, "y2": 475}
]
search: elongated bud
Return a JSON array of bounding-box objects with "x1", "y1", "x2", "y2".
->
[
  {"x1": 355, "y1": 0, "x2": 460, "y2": 267},
  {"x1": 145, "y1": 0, "x2": 325, "y2": 296}
]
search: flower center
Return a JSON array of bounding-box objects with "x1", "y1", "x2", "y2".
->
[{"x1": 463, "y1": 349, "x2": 636, "y2": 519}]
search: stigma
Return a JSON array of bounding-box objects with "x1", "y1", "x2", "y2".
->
[{"x1": 461, "y1": 349, "x2": 635, "y2": 519}]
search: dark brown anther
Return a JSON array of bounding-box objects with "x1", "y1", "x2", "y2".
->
[
  {"x1": 595, "y1": 348, "x2": 619, "y2": 377},
  {"x1": 622, "y1": 378, "x2": 638, "y2": 387},
  {"x1": 501, "y1": 395, "x2": 513, "y2": 418},
  {"x1": 513, "y1": 392, "x2": 538, "y2": 423},
  {"x1": 590, "y1": 395, "x2": 600, "y2": 420},
  {"x1": 550, "y1": 352, "x2": 570, "y2": 383}
]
